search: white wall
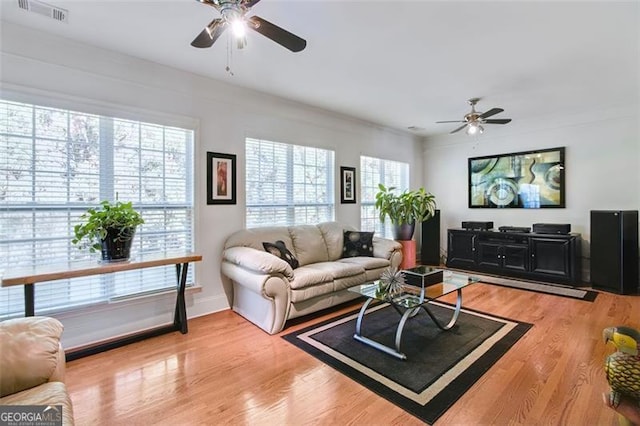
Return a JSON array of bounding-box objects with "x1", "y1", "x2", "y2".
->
[
  {"x1": 0, "y1": 22, "x2": 423, "y2": 349},
  {"x1": 423, "y1": 106, "x2": 640, "y2": 281}
]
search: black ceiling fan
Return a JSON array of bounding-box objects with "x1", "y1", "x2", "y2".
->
[
  {"x1": 191, "y1": 0, "x2": 306, "y2": 52},
  {"x1": 436, "y1": 98, "x2": 512, "y2": 135}
]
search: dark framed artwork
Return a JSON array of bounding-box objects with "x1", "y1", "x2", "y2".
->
[
  {"x1": 207, "y1": 152, "x2": 236, "y2": 205},
  {"x1": 468, "y1": 147, "x2": 565, "y2": 208},
  {"x1": 340, "y1": 166, "x2": 356, "y2": 204}
]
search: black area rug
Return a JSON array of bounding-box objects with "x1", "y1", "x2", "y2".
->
[{"x1": 283, "y1": 302, "x2": 532, "y2": 424}]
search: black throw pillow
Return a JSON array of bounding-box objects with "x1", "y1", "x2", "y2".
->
[
  {"x1": 342, "y1": 230, "x2": 374, "y2": 258},
  {"x1": 262, "y1": 240, "x2": 299, "y2": 269}
]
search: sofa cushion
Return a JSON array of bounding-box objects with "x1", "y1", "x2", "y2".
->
[
  {"x1": 304, "y1": 261, "x2": 364, "y2": 279},
  {"x1": 342, "y1": 230, "x2": 374, "y2": 257},
  {"x1": 289, "y1": 266, "x2": 334, "y2": 290},
  {"x1": 224, "y1": 226, "x2": 295, "y2": 254},
  {"x1": 262, "y1": 240, "x2": 299, "y2": 269},
  {"x1": 338, "y1": 256, "x2": 390, "y2": 270},
  {"x1": 290, "y1": 281, "x2": 336, "y2": 303},
  {"x1": 333, "y1": 274, "x2": 368, "y2": 291},
  {"x1": 0, "y1": 382, "x2": 74, "y2": 425},
  {"x1": 289, "y1": 225, "x2": 329, "y2": 266},
  {"x1": 317, "y1": 221, "x2": 354, "y2": 261}
]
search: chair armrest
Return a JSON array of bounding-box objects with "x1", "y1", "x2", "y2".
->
[
  {"x1": 0, "y1": 316, "x2": 65, "y2": 398},
  {"x1": 223, "y1": 246, "x2": 294, "y2": 280}
]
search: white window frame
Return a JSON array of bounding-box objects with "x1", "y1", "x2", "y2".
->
[
  {"x1": 0, "y1": 96, "x2": 196, "y2": 319},
  {"x1": 245, "y1": 137, "x2": 335, "y2": 227},
  {"x1": 360, "y1": 155, "x2": 410, "y2": 238}
]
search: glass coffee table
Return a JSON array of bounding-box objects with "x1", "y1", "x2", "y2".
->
[{"x1": 348, "y1": 268, "x2": 479, "y2": 360}]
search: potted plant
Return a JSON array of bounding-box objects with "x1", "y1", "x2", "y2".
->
[
  {"x1": 72, "y1": 200, "x2": 144, "y2": 262},
  {"x1": 374, "y1": 183, "x2": 436, "y2": 240}
]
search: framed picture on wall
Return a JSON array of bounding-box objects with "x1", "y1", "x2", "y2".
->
[
  {"x1": 207, "y1": 152, "x2": 236, "y2": 205},
  {"x1": 468, "y1": 147, "x2": 565, "y2": 208},
  {"x1": 340, "y1": 166, "x2": 356, "y2": 204}
]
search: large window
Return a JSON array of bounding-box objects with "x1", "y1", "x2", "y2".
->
[
  {"x1": 360, "y1": 155, "x2": 409, "y2": 238},
  {"x1": 0, "y1": 99, "x2": 194, "y2": 318},
  {"x1": 246, "y1": 138, "x2": 334, "y2": 227}
]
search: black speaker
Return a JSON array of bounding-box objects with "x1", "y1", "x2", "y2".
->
[
  {"x1": 461, "y1": 221, "x2": 493, "y2": 230},
  {"x1": 590, "y1": 210, "x2": 638, "y2": 295},
  {"x1": 421, "y1": 210, "x2": 440, "y2": 266},
  {"x1": 532, "y1": 223, "x2": 571, "y2": 234}
]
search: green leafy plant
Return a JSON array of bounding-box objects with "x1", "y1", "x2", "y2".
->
[
  {"x1": 374, "y1": 184, "x2": 436, "y2": 225},
  {"x1": 72, "y1": 200, "x2": 144, "y2": 253}
]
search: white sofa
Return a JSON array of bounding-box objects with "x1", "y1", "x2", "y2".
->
[{"x1": 221, "y1": 222, "x2": 402, "y2": 334}]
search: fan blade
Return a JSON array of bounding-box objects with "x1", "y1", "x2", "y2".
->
[
  {"x1": 248, "y1": 16, "x2": 306, "y2": 52},
  {"x1": 436, "y1": 120, "x2": 466, "y2": 123},
  {"x1": 195, "y1": 0, "x2": 220, "y2": 10},
  {"x1": 450, "y1": 124, "x2": 468, "y2": 134},
  {"x1": 191, "y1": 19, "x2": 226, "y2": 48},
  {"x1": 484, "y1": 118, "x2": 512, "y2": 124},
  {"x1": 479, "y1": 108, "x2": 504, "y2": 119},
  {"x1": 243, "y1": 0, "x2": 262, "y2": 7}
]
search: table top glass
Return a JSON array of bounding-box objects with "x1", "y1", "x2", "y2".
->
[{"x1": 349, "y1": 269, "x2": 479, "y2": 309}]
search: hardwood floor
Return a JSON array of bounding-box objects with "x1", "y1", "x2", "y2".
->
[{"x1": 65, "y1": 284, "x2": 639, "y2": 425}]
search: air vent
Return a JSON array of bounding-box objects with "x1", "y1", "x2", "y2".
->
[{"x1": 17, "y1": 0, "x2": 68, "y2": 23}]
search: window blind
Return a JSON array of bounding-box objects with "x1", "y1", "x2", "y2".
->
[
  {"x1": 360, "y1": 155, "x2": 410, "y2": 238},
  {"x1": 246, "y1": 138, "x2": 334, "y2": 227},
  {"x1": 0, "y1": 100, "x2": 195, "y2": 318}
]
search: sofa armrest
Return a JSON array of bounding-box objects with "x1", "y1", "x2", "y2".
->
[
  {"x1": 374, "y1": 237, "x2": 403, "y2": 269},
  {"x1": 221, "y1": 260, "x2": 292, "y2": 334},
  {"x1": 0, "y1": 316, "x2": 65, "y2": 398},
  {"x1": 223, "y1": 246, "x2": 294, "y2": 280},
  {"x1": 373, "y1": 237, "x2": 403, "y2": 260}
]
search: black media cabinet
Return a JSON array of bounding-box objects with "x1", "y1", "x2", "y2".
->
[{"x1": 446, "y1": 228, "x2": 582, "y2": 285}]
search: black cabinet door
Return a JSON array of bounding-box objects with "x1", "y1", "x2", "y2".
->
[
  {"x1": 477, "y1": 242, "x2": 528, "y2": 271},
  {"x1": 477, "y1": 241, "x2": 501, "y2": 268},
  {"x1": 530, "y1": 237, "x2": 571, "y2": 278},
  {"x1": 502, "y1": 244, "x2": 529, "y2": 272},
  {"x1": 447, "y1": 231, "x2": 476, "y2": 267}
]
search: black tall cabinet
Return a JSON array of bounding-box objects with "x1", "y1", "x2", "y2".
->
[{"x1": 590, "y1": 210, "x2": 639, "y2": 294}]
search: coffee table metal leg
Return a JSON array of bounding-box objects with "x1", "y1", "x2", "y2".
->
[
  {"x1": 394, "y1": 307, "x2": 419, "y2": 356},
  {"x1": 353, "y1": 289, "x2": 465, "y2": 360},
  {"x1": 354, "y1": 298, "x2": 408, "y2": 360},
  {"x1": 354, "y1": 297, "x2": 374, "y2": 336},
  {"x1": 421, "y1": 288, "x2": 463, "y2": 330}
]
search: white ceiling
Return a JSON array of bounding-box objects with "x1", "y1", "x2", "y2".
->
[{"x1": 1, "y1": 0, "x2": 638, "y2": 136}]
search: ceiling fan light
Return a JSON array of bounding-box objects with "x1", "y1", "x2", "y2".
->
[
  {"x1": 466, "y1": 122, "x2": 484, "y2": 135},
  {"x1": 231, "y1": 19, "x2": 246, "y2": 38}
]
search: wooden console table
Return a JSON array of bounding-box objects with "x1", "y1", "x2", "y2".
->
[{"x1": 1, "y1": 251, "x2": 202, "y2": 360}]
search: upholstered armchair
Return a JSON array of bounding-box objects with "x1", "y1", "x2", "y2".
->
[{"x1": 0, "y1": 316, "x2": 74, "y2": 425}]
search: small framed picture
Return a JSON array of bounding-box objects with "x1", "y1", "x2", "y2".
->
[
  {"x1": 340, "y1": 166, "x2": 356, "y2": 204},
  {"x1": 207, "y1": 152, "x2": 236, "y2": 205}
]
